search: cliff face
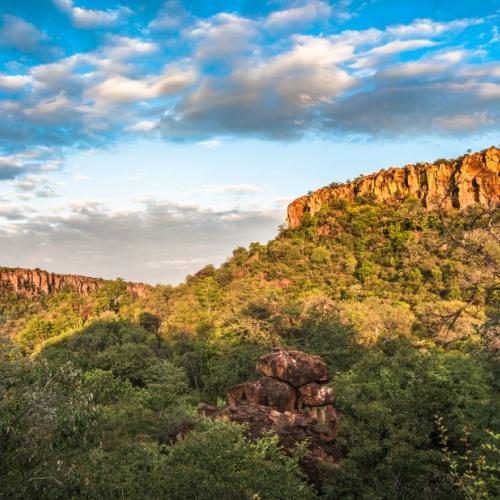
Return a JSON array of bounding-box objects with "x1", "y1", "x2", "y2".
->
[
  {"x1": 287, "y1": 147, "x2": 500, "y2": 229},
  {"x1": 0, "y1": 267, "x2": 148, "y2": 298}
]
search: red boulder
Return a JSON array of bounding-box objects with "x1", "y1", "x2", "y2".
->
[
  {"x1": 256, "y1": 348, "x2": 329, "y2": 388},
  {"x1": 226, "y1": 376, "x2": 297, "y2": 412}
]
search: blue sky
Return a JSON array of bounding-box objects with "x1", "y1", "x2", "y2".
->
[{"x1": 0, "y1": 0, "x2": 499, "y2": 283}]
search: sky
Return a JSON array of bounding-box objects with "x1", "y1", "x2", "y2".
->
[{"x1": 0, "y1": 0, "x2": 499, "y2": 284}]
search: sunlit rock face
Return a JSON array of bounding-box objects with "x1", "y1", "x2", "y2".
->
[
  {"x1": 287, "y1": 146, "x2": 500, "y2": 229},
  {"x1": 0, "y1": 267, "x2": 147, "y2": 297},
  {"x1": 256, "y1": 348, "x2": 329, "y2": 388}
]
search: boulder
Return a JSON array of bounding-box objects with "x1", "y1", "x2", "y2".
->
[
  {"x1": 256, "y1": 348, "x2": 329, "y2": 388},
  {"x1": 226, "y1": 376, "x2": 297, "y2": 412},
  {"x1": 298, "y1": 383, "x2": 334, "y2": 407},
  {"x1": 217, "y1": 402, "x2": 338, "y2": 453}
]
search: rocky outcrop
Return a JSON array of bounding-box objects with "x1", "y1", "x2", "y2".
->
[
  {"x1": 257, "y1": 349, "x2": 329, "y2": 388},
  {"x1": 0, "y1": 267, "x2": 147, "y2": 298},
  {"x1": 201, "y1": 348, "x2": 339, "y2": 480},
  {"x1": 226, "y1": 376, "x2": 297, "y2": 412},
  {"x1": 287, "y1": 146, "x2": 500, "y2": 229}
]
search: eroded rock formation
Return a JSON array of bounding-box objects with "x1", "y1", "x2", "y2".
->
[
  {"x1": 287, "y1": 146, "x2": 500, "y2": 229},
  {"x1": 0, "y1": 267, "x2": 147, "y2": 298},
  {"x1": 201, "y1": 348, "x2": 339, "y2": 478}
]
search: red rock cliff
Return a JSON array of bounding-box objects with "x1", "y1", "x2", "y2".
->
[
  {"x1": 0, "y1": 267, "x2": 148, "y2": 298},
  {"x1": 287, "y1": 147, "x2": 500, "y2": 229}
]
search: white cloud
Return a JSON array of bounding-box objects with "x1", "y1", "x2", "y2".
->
[
  {"x1": 53, "y1": 0, "x2": 132, "y2": 29},
  {"x1": 169, "y1": 35, "x2": 355, "y2": 137},
  {"x1": 197, "y1": 139, "x2": 221, "y2": 149},
  {"x1": 0, "y1": 74, "x2": 32, "y2": 90},
  {"x1": 0, "y1": 15, "x2": 46, "y2": 52},
  {"x1": 367, "y1": 39, "x2": 437, "y2": 56},
  {"x1": 87, "y1": 67, "x2": 196, "y2": 105},
  {"x1": 186, "y1": 13, "x2": 258, "y2": 63},
  {"x1": 265, "y1": 0, "x2": 332, "y2": 31},
  {"x1": 101, "y1": 35, "x2": 158, "y2": 61},
  {"x1": 148, "y1": 0, "x2": 190, "y2": 31},
  {"x1": 386, "y1": 17, "x2": 485, "y2": 38},
  {"x1": 478, "y1": 83, "x2": 500, "y2": 98},
  {"x1": 129, "y1": 120, "x2": 158, "y2": 132},
  {"x1": 433, "y1": 111, "x2": 494, "y2": 131},
  {"x1": 26, "y1": 92, "x2": 73, "y2": 117},
  {"x1": 353, "y1": 39, "x2": 438, "y2": 69}
]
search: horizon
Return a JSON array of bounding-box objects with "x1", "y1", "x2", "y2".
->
[{"x1": 1, "y1": 0, "x2": 499, "y2": 283}]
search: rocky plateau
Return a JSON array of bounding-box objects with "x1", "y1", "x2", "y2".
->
[{"x1": 287, "y1": 146, "x2": 500, "y2": 229}]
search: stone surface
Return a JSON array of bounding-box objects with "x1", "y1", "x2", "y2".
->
[
  {"x1": 298, "y1": 383, "x2": 334, "y2": 407},
  {"x1": 226, "y1": 376, "x2": 297, "y2": 412},
  {"x1": 256, "y1": 348, "x2": 329, "y2": 388},
  {"x1": 217, "y1": 402, "x2": 338, "y2": 453},
  {"x1": 287, "y1": 146, "x2": 500, "y2": 229},
  {"x1": 0, "y1": 266, "x2": 147, "y2": 298}
]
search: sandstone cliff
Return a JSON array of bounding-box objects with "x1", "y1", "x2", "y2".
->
[
  {"x1": 0, "y1": 267, "x2": 148, "y2": 298},
  {"x1": 287, "y1": 146, "x2": 500, "y2": 229}
]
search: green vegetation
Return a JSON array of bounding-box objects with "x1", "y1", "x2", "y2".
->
[{"x1": 1, "y1": 199, "x2": 498, "y2": 498}]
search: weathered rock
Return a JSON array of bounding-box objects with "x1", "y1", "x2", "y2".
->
[
  {"x1": 0, "y1": 266, "x2": 147, "y2": 298},
  {"x1": 217, "y1": 402, "x2": 338, "y2": 452},
  {"x1": 306, "y1": 405, "x2": 338, "y2": 442},
  {"x1": 298, "y1": 383, "x2": 334, "y2": 407},
  {"x1": 226, "y1": 376, "x2": 297, "y2": 412},
  {"x1": 256, "y1": 349, "x2": 329, "y2": 388},
  {"x1": 287, "y1": 146, "x2": 500, "y2": 229}
]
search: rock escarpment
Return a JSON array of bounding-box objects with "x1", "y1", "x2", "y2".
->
[
  {"x1": 287, "y1": 146, "x2": 500, "y2": 229},
  {"x1": 201, "y1": 349, "x2": 339, "y2": 474},
  {"x1": 0, "y1": 267, "x2": 147, "y2": 298}
]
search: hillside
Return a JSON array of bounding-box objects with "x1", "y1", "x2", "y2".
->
[{"x1": 0, "y1": 147, "x2": 499, "y2": 499}]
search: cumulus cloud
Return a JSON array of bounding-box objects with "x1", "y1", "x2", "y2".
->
[
  {"x1": 87, "y1": 66, "x2": 196, "y2": 105},
  {"x1": 186, "y1": 13, "x2": 258, "y2": 63},
  {"x1": 386, "y1": 17, "x2": 486, "y2": 38},
  {"x1": 0, "y1": 15, "x2": 46, "y2": 52},
  {"x1": 0, "y1": 201, "x2": 282, "y2": 283},
  {"x1": 163, "y1": 36, "x2": 355, "y2": 138},
  {"x1": 148, "y1": 0, "x2": 190, "y2": 31},
  {"x1": 53, "y1": 0, "x2": 132, "y2": 29},
  {"x1": 0, "y1": 74, "x2": 32, "y2": 90},
  {"x1": 265, "y1": 0, "x2": 332, "y2": 31},
  {"x1": 352, "y1": 39, "x2": 439, "y2": 69}
]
